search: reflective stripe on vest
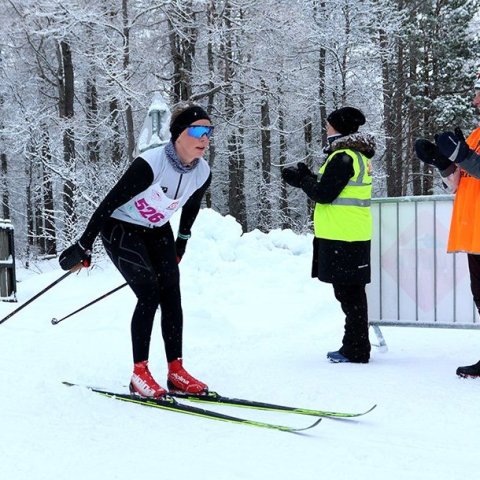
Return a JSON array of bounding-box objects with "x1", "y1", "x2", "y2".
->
[{"x1": 314, "y1": 148, "x2": 372, "y2": 241}]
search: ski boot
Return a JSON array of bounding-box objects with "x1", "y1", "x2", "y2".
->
[
  {"x1": 130, "y1": 360, "x2": 167, "y2": 398},
  {"x1": 167, "y1": 358, "x2": 208, "y2": 394}
]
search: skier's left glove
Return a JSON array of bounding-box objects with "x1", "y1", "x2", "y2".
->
[
  {"x1": 435, "y1": 128, "x2": 470, "y2": 163},
  {"x1": 175, "y1": 233, "x2": 190, "y2": 263},
  {"x1": 59, "y1": 241, "x2": 92, "y2": 271}
]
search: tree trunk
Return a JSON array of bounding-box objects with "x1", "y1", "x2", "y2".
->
[
  {"x1": 393, "y1": 37, "x2": 406, "y2": 195},
  {"x1": 122, "y1": 0, "x2": 135, "y2": 161},
  {"x1": 204, "y1": 0, "x2": 217, "y2": 208},
  {"x1": 86, "y1": 77, "x2": 100, "y2": 164},
  {"x1": 304, "y1": 117, "x2": 314, "y2": 213},
  {"x1": 1, "y1": 154, "x2": 10, "y2": 219},
  {"x1": 168, "y1": 1, "x2": 197, "y2": 103},
  {"x1": 278, "y1": 93, "x2": 290, "y2": 230},
  {"x1": 25, "y1": 149, "x2": 34, "y2": 255},
  {"x1": 409, "y1": 35, "x2": 423, "y2": 196},
  {"x1": 224, "y1": 1, "x2": 246, "y2": 230},
  {"x1": 109, "y1": 98, "x2": 122, "y2": 166},
  {"x1": 59, "y1": 41, "x2": 76, "y2": 232},
  {"x1": 313, "y1": 0, "x2": 327, "y2": 144},
  {"x1": 260, "y1": 79, "x2": 272, "y2": 229},
  {"x1": 379, "y1": 28, "x2": 398, "y2": 197},
  {"x1": 41, "y1": 131, "x2": 57, "y2": 255}
]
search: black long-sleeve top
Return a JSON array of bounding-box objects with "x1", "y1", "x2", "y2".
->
[{"x1": 79, "y1": 157, "x2": 211, "y2": 249}]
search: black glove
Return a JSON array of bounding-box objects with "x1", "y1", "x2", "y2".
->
[
  {"x1": 59, "y1": 241, "x2": 92, "y2": 271},
  {"x1": 435, "y1": 128, "x2": 470, "y2": 163},
  {"x1": 414, "y1": 138, "x2": 453, "y2": 170},
  {"x1": 297, "y1": 162, "x2": 315, "y2": 178},
  {"x1": 281, "y1": 163, "x2": 313, "y2": 188},
  {"x1": 175, "y1": 235, "x2": 189, "y2": 263}
]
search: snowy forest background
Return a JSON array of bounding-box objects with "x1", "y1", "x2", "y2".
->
[{"x1": 0, "y1": 0, "x2": 480, "y2": 261}]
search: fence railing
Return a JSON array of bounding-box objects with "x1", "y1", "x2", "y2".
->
[{"x1": 368, "y1": 195, "x2": 477, "y2": 343}]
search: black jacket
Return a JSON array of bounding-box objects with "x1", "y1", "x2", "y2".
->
[{"x1": 306, "y1": 133, "x2": 375, "y2": 285}]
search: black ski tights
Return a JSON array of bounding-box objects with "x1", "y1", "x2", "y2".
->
[
  {"x1": 101, "y1": 218, "x2": 183, "y2": 363},
  {"x1": 468, "y1": 254, "x2": 480, "y2": 314}
]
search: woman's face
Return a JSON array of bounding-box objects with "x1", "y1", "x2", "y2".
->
[
  {"x1": 174, "y1": 119, "x2": 213, "y2": 165},
  {"x1": 326, "y1": 121, "x2": 338, "y2": 137}
]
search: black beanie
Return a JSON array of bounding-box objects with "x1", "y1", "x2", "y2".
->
[
  {"x1": 170, "y1": 105, "x2": 211, "y2": 143},
  {"x1": 327, "y1": 107, "x2": 366, "y2": 135}
]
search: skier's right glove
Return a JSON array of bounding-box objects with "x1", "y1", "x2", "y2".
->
[
  {"x1": 414, "y1": 138, "x2": 453, "y2": 171},
  {"x1": 59, "y1": 241, "x2": 92, "y2": 271}
]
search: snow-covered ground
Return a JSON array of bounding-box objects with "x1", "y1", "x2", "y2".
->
[{"x1": 1, "y1": 209, "x2": 479, "y2": 480}]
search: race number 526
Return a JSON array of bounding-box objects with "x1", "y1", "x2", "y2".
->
[{"x1": 134, "y1": 198, "x2": 165, "y2": 223}]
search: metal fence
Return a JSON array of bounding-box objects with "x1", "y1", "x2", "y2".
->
[
  {"x1": 367, "y1": 195, "x2": 478, "y2": 347},
  {"x1": 0, "y1": 219, "x2": 16, "y2": 302}
]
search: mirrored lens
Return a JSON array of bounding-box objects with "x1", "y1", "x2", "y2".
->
[{"x1": 187, "y1": 126, "x2": 214, "y2": 139}]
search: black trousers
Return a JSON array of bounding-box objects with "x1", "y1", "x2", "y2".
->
[
  {"x1": 332, "y1": 283, "x2": 371, "y2": 362},
  {"x1": 468, "y1": 254, "x2": 480, "y2": 314},
  {"x1": 101, "y1": 218, "x2": 182, "y2": 364}
]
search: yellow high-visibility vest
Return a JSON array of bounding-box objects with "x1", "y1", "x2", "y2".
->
[{"x1": 313, "y1": 148, "x2": 372, "y2": 241}]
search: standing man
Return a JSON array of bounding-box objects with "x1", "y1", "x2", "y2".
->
[
  {"x1": 416, "y1": 74, "x2": 480, "y2": 377},
  {"x1": 281, "y1": 107, "x2": 375, "y2": 363}
]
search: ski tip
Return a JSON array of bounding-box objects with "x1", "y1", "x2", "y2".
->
[
  {"x1": 295, "y1": 418, "x2": 323, "y2": 433},
  {"x1": 339, "y1": 403, "x2": 377, "y2": 417},
  {"x1": 310, "y1": 417, "x2": 322, "y2": 428},
  {"x1": 293, "y1": 417, "x2": 322, "y2": 433},
  {"x1": 271, "y1": 417, "x2": 322, "y2": 434}
]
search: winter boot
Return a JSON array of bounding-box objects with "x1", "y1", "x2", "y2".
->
[
  {"x1": 167, "y1": 358, "x2": 208, "y2": 394},
  {"x1": 456, "y1": 360, "x2": 480, "y2": 378},
  {"x1": 129, "y1": 360, "x2": 167, "y2": 398},
  {"x1": 327, "y1": 350, "x2": 351, "y2": 363},
  {"x1": 327, "y1": 350, "x2": 369, "y2": 364}
]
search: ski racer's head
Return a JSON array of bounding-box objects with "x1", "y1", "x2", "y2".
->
[{"x1": 170, "y1": 103, "x2": 213, "y2": 165}]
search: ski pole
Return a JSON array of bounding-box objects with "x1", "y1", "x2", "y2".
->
[
  {"x1": 0, "y1": 270, "x2": 72, "y2": 326},
  {"x1": 51, "y1": 282, "x2": 127, "y2": 325}
]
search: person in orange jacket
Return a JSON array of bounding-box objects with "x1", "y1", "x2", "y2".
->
[{"x1": 416, "y1": 74, "x2": 480, "y2": 377}]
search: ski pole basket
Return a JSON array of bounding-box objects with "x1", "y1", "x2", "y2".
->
[{"x1": 0, "y1": 219, "x2": 16, "y2": 302}]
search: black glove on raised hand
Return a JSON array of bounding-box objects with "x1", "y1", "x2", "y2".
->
[
  {"x1": 59, "y1": 241, "x2": 92, "y2": 271},
  {"x1": 175, "y1": 235, "x2": 189, "y2": 263},
  {"x1": 414, "y1": 138, "x2": 453, "y2": 171},
  {"x1": 296, "y1": 162, "x2": 315, "y2": 178},
  {"x1": 435, "y1": 128, "x2": 470, "y2": 163},
  {"x1": 281, "y1": 162, "x2": 314, "y2": 188}
]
